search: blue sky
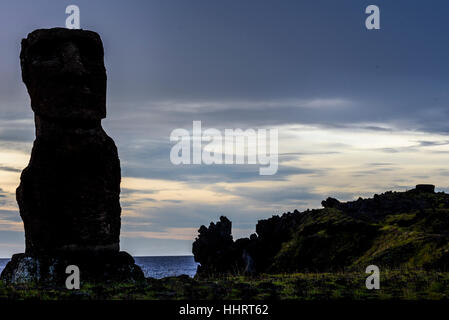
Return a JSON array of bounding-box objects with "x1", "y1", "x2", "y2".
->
[{"x1": 1, "y1": 0, "x2": 449, "y2": 256}]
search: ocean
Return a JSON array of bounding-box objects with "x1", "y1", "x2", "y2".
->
[{"x1": 0, "y1": 256, "x2": 198, "y2": 279}]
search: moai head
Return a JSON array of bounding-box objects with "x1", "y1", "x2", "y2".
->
[{"x1": 20, "y1": 28, "x2": 106, "y2": 121}]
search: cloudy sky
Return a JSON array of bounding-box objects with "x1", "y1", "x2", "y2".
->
[{"x1": 1, "y1": 0, "x2": 449, "y2": 257}]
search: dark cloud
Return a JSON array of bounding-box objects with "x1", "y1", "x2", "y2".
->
[
  {"x1": 0, "y1": 209, "x2": 21, "y2": 223},
  {"x1": 123, "y1": 163, "x2": 315, "y2": 183},
  {"x1": 219, "y1": 186, "x2": 323, "y2": 204},
  {"x1": 0, "y1": 166, "x2": 21, "y2": 173},
  {"x1": 2, "y1": 1, "x2": 449, "y2": 136},
  {"x1": 121, "y1": 188, "x2": 156, "y2": 195},
  {"x1": 416, "y1": 140, "x2": 449, "y2": 147},
  {"x1": 161, "y1": 200, "x2": 183, "y2": 204},
  {"x1": 0, "y1": 119, "x2": 34, "y2": 143},
  {"x1": 367, "y1": 163, "x2": 394, "y2": 166}
]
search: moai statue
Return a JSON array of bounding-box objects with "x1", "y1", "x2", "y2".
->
[{"x1": 1, "y1": 28, "x2": 143, "y2": 284}]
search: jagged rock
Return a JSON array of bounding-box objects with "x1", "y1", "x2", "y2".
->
[
  {"x1": 321, "y1": 197, "x2": 341, "y2": 208},
  {"x1": 1, "y1": 28, "x2": 143, "y2": 283},
  {"x1": 193, "y1": 185, "x2": 449, "y2": 274},
  {"x1": 192, "y1": 216, "x2": 242, "y2": 276}
]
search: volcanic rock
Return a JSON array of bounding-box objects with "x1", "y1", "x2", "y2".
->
[
  {"x1": 193, "y1": 185, "x2": 449, "y2": 274},
  {"x1": 192, "y1": 216, "x2": 241, "y2": 276},
  {"x1": 0, "y1": 28, "x2": 143, "y2": 284}
]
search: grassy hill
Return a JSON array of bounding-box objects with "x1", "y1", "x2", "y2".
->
[{"x1": 194, "y1": 184, "x2": 449, "y2": 275}]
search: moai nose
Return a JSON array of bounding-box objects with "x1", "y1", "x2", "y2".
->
[{"x1": 60, "y1": 41, "x2": 87, "y2": 76}]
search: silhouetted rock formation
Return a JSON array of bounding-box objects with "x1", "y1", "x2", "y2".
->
[
  {"x1": 321, "y1": 197, "x2": 340, "y2": 208},
  {"x1": 192, "y1": 216, "x2": 242, "y2": 275},
  {"x1": 193, "y1": 185, "x2": 449, "y2": 276},
  {"x1": 0, "y1": 28, "x2": 143, "y2": 284},
  {"x1": 415, "y1": 184, "x2": 435, "y2": 193}
]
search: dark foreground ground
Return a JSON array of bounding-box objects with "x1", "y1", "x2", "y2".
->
[{"x1": 0, "y1": 270, "x2": 448, "y2": 300}]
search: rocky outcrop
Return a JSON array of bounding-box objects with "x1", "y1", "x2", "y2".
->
[
  {"x1": 193, "y1": 185, "x2": 449, "y2": 275},
  {"x1": 192, "y1": 216, "x2": 242, "y2": 276},
  {"x1": 0, "y1": 28, "x2": 143, "y2": 284},
  {"x1": 414, "y1": 184, "x2": 435, "y2": 193},
  {"x1": 1, "y1": 252, "x2": 143, "y2": 284}
]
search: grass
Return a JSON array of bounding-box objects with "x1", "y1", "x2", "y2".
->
[{"x1": 0, "y1": 269, "x2": 448, "y2": 300}]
